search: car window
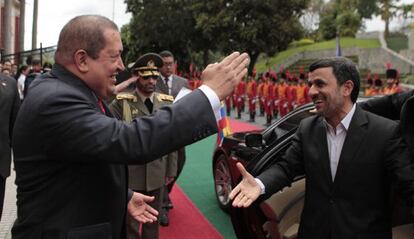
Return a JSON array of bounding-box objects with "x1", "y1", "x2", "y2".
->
[
  {"x1": 248, "y1": 134, "x2": 294, "y2": 177},
  {"x1": 273, "y1": 109, "x2": 314, "y2": 141}
]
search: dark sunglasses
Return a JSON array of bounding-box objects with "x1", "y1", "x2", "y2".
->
[{"x1": 142, "y1": 75, "x2": 158, "y2": 80}]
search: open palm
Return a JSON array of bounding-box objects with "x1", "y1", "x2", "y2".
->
[{"x1": 229, "y1": 162, "x2": 261, "y2": 208}]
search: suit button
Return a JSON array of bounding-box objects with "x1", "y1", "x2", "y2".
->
[{"x1": 329, "y1": 199, "x2": 334, "y2": 204}]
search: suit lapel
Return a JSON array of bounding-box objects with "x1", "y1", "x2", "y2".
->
[
  {"x1": 333, "y1": 106, "x2": 368, "y2": 186},
  {"x1": 171, "y1": 76, "x2": 179, "y2": 96},
  {"x1": 315, "y1": 117, "x2": 334, "y2": 185},
  {"x1": 156, "y1": 77, "x2": 169, "y2": 95}
]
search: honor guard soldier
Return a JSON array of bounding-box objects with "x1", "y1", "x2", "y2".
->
[
  {"x1": 383, "y1": 68, "x2": 401, "y2": 95},
  {"x1": 296, "y1": 73, "x2": 309, "y2": 106},
  {"x1": 235, "y1": 78, "x2": 246, "y2": 118},
  {"x1": 257, "y1": 74, "x2": 266, "y2": 116},
  {"x1": 110, "y1": 53, "x2": 178, "y2": 239},
  {"x1": 246, "y1": 75, "x2": 257, "y2": 122},
  {"x1": 364, "y1": 72, "x2": 375, "y2": 97},
  {"x1": 277, "y1": 72, "x2": 289, "y2": 117},
  {"x1": 373, "y1": 74, "x2": 383, "y2": 95}
]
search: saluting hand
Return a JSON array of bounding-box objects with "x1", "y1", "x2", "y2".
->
[
  {"x1": 229, "y1": 162, "x2": 261, "y2": 208},
  {"x1": 127, "y1": 192, "x2": 159, "y2": 223},
  {"x1": 202, "y1": 52, "x2": 249, "y2": 100}
]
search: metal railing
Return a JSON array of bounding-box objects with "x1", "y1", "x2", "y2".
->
[{"x1": 0, "y1": 43, "x2": 56, "y2": 66}]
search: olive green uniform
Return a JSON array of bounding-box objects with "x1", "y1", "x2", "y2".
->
[{"x1": 110, "y1": 91, "x2": 177, "y2": 239}]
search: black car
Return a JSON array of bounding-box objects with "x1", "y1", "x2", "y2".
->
[{"x1": 212, "y1": 102, "x2": 414, "y2": 239}]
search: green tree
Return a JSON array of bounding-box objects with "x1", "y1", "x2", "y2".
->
[
  {"x1": 124, "y1": 0, "x2": 308, "y2": 74},
  {"x1": 377, "y1": 0, "x2": 400, "y2": 38},
  {"x1": 318, "y1": 0, "x2": 363, "y2": 40},
  {"x1": 192, "y1": 0, "x2": 308, "y2": 74},
  {"x1": 124, "y1": 0, "x2": 196, "y2": 73}
]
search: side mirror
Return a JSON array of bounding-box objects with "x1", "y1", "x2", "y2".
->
[{"x1": 245, "y1": 133, "x2": 263, "y2": 148}]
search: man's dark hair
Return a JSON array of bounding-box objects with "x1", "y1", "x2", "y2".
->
[
  {"x1": 55, "y1": 15, "x2": 118, "y2": 64},
  {"x1": 309, "y1": 57, "x2": 360, "y2": 103},
  {"x1": 159, "y1": 50, "x2": 174, "y2": 59}
]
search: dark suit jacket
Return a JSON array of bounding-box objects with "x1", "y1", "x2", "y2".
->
[
  {"x1": 0, "y1": 74, "x2": 20, "y2": 178},
  {"x1": 156, "y1": 75, "x2": 189, "y2": 98},
  {"x1": 258, "y1": 106, "x2": 414, "y2": 239},
  {"x1": 359, "y1": 90, "x2": 414, "y2": 154},
  {"x1": 11, "y1": 64, "x2": 217, "y2": 239}
]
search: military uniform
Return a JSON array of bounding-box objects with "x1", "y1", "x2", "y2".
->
[{"x1": 110, "y1": 53, "x2": 178, "y2": 239}]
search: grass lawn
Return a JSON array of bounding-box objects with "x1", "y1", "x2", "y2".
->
[{"x1": 255, "y1": 37, "x2": 380, "y2": 72}]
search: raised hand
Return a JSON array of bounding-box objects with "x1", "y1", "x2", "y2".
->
[
  {"x1": 229, "y1": 162, "x2": 261, "y2": 208},
  {"x1": 201, "y1": 52, "x2": 249, "y2": 100}
]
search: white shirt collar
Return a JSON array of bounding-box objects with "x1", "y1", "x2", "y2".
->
[
  {"x1": 324, "y1": 103, "x2": 356, "y2": 133},
  {"x1": 341, "y1": 103, "x2": 356, "y2": 130}
]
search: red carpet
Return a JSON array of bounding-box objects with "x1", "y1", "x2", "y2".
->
[
  {"x1": 159, "y1": 186, "x2": 223, "y2": 239},
  {"x1": 159, "y1": 118, "x2": 260, "y2": 238},
  {"x1": 229, "y1": 119, "x2": 263, "y2": 132}
]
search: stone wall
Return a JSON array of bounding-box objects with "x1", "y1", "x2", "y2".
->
[{"x1": 274, "y1": 47, "x2": 414, "y2": 74}]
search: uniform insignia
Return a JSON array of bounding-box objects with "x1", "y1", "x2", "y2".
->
[
  {"x1": 1, "y1": 82, "x2": 6, "y2": 86},
  {"x1": 116, "y1": 93, "x2": 137, "y2": 102},
  {"x1": 157, "y1": 93, "x2": 174, "y2": 102},
  {"x1": 147, "y1": 60, "x2": 155, "y2": 67}
]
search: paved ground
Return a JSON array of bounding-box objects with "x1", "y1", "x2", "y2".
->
[{"x1": 0, "y1": 107, "x2": 270, "y2": 239}]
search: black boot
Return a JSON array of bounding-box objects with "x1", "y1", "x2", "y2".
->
[
  {"x1": 249, "y1": 112, "x2": 255, "y2": 122},
  {"x1": 159, "y1": 207, "x2": 169, "y2": 227},
  {"x1": 265, "y1": 115, "x2": 272, "y2": 126}
]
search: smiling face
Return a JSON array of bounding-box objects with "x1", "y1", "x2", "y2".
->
[
  {"x1": 308, "y1": 67, "x2": 352, "y2": 123},
  {"x1": 83, "y1": 29, "x2": 125, "y2": 99}
]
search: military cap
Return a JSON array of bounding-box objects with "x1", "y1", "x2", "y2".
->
[
  {"x1": 374, "y1": 78, "x2": 383, "y2": 87},
  {"x1": 130, "y1": 53, "x2": 163, "y2": 77},
  {"x1": 386, "y1": 69, "x2": 397, "y2": 79}
]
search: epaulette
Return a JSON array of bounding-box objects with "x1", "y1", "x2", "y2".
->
[
  {"x1": 157, "y1": 93, "x2": 174, "y2": 102},
  {"x1": 116, "y1": 93, "x2": 137, "y2": 102}
]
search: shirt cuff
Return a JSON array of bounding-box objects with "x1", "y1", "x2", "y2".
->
[
  {"x1": 199, "y1": 85, "x2": 221, "y2": 122},
  {"x1": 255, "y1": 178, "x2": 266, "y2": 195}
]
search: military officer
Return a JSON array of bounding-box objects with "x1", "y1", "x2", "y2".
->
[
  {"x1": 110, "y1": 53, "x2": 178, "y2": 239},
  {"x1": 383, "y1": 68, "x2": 402, "y2": 95}
]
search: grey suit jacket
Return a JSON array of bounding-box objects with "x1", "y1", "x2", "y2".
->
[
  {"x1": 258, "y1": 106, "x2": 414, "y2": 239},
  {"x1": 0, "y1": 74, "x2": 20, "y2": 178},
  {"x1": 12, "y1": 64, "x2": 217, "y2": 239},
  {"x1": 110, "y1": 92, "x2": 178, "y2": 191},
  {"x1": 156, "y1": 75, "x2": 189, "y2": 97}
]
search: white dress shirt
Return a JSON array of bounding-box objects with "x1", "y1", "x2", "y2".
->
[
  {"x1": 256, "y1": 103, "x2": 356, "y2": 194},
  {"x1": 17, "y1": 74, "x2": 26, "y2": 100},
  {"x1": 324, "y1": 103, "x2": 356, "y2": 180}
]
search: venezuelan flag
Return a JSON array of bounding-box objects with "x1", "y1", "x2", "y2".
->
[{"x1": 217, "y1": 102, "x2": 232, "y2": 146}]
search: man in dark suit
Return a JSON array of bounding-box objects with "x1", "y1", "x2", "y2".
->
[
  {"x1": 11, "y1": 15, "x2": 249, "y2": 239},
  {"x1": 0, "y1": 73, "x2": 20, "y2": 219},
  {"x1": 156, "y1": 50, "x2": 189, "y2": 97},
  {"x1": 155, "y1": 50, "x2": 190, "y2": 225},
  {"x1": 359, "y1": 90, "x2": 414, "y2": 152},
  {"x1": 230, "y1": 57, "x2": 414, "y2": 239}
]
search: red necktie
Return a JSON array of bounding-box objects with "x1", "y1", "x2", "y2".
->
[{"x1": 97, "y1": 99, "x2": 106, "y2": 114}]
